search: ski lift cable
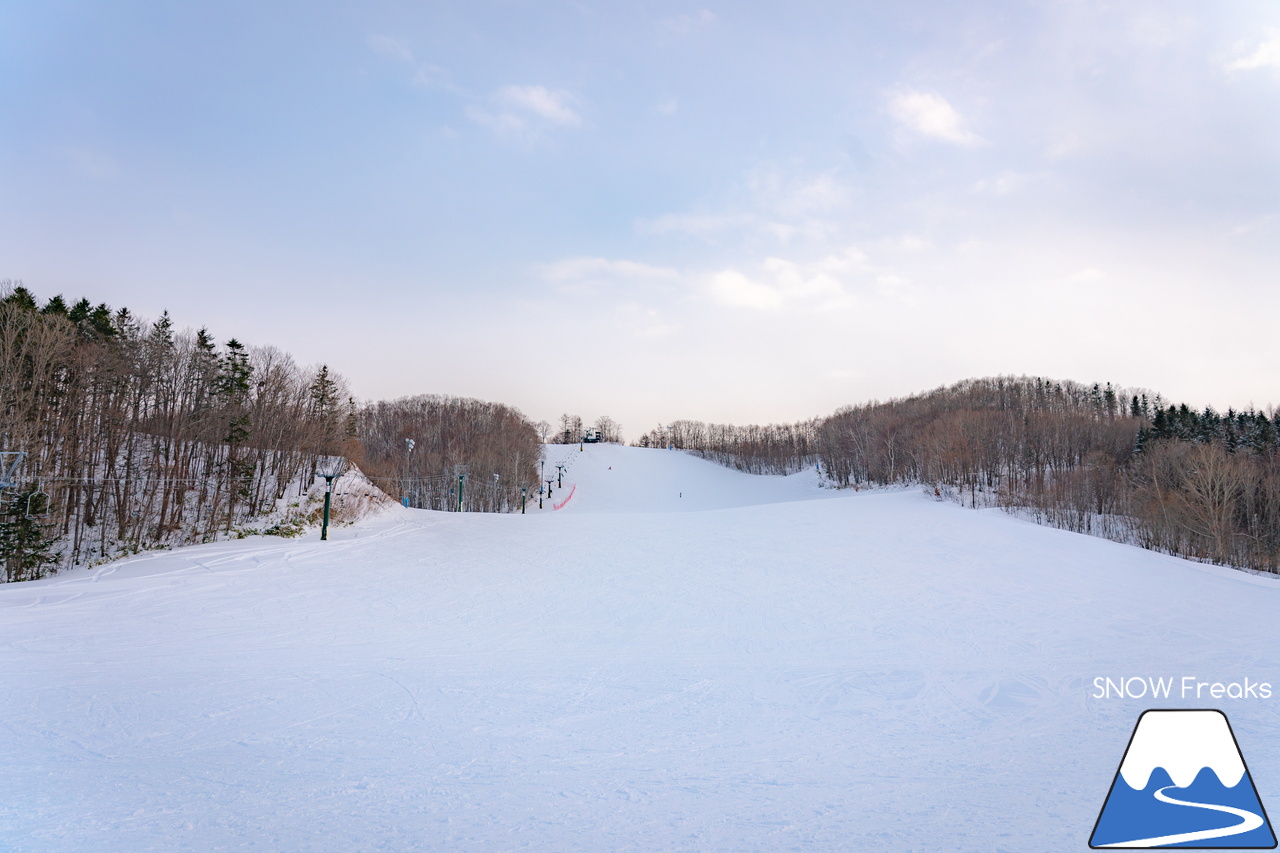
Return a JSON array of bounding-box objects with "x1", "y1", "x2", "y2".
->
[
  {"x1": 12, "y1": 468, "x2": 528, "y2": 501},
  {"x1": 14, "y1": 467, "x2": 365, "y2": 486},
  {"x1": 15, "y1": 476, "x2": 272, "y2": 486}
]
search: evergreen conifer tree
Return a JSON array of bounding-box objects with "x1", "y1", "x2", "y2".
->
[
  {"x1": 3, "y1": 285, "x2": 38, "y2": 312},
  {"x1": 150, "y1": 312, "x2": 174, "y2": 346},
  {"x1": 215, "y1": 339, "x2": 253, "y2": 399},
  {"x1": 68, "y1": 298, "x2": 92, "y2": 323},
  {"x1": 0, "y1": 486, "x2": 59, "y2": 583},
  {"x1": 308, "y1": 365, "x2": 338, "y2": 417},
  {"x1": 88, "y1": 303, "x2": 116, "y2": 338}
]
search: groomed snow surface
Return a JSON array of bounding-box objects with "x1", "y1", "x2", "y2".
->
[{"x1": 4, "y1": 444, "x2": 1280, "y2": 851}]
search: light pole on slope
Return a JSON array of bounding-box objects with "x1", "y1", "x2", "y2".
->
[{"x1": 316, "y1": 455, "x2": 347, "y2": 541}]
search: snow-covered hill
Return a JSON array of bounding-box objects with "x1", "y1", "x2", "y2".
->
[
  {"x1": 3, "y1": 445, "x2": 1280, "y2": 851},
  {"x1": 531, "y1": 442, "x2": 837, "y2": 513}
]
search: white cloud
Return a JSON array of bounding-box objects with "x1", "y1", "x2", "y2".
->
[
  {"x1": 367, "y1": 36, "x2": 470, "y2": 98},
  {"x1": 765, "y1": 219, "x2": 842, "y2": 244},
  {"x1": 881, "y1": 235, "x2": 932, "y2": 253},
  {"x1": 659, "y1": 10, "x2": 717, "y2": 37},
  {"x1": 765, "y1": 222, "x2": 800, "y2": 243},
  {"x1": 641, "y1": 165, "x2": 851, "y2": 247},
  {"x1": 366, "y1": 34, "x2": 414, "y2": 64},
  {"x1": 1229, "y1": 214, "x2": 1277, "y2": 238},
  {"x1": 708, "y1": 248, "x2": 873, "y2": 311},
  {"x1": 788, "y1": 175, "x2": 847, "y2": 213},
  {"x1": 464, "y1": 105, "x2": 525, "y2": 136},
  {"x1": 875, "y1": 274, "x2": 908, "y2": 295},
  {"x1": 542, "y1": 257, "x2": 678, "y2": 282},
  {"x1": 497, "y1": 85, "x2": 581, "y2": 127},
  {"x1": 1226, "y1": 31, "x2": 1280, "y2": 71},
  {"x1": 888, "y1": 89, "x2": 982, "y2": 146},
  {"x1": 617, "y1": 304, "x2": 679, "y2": 338},
  {"x1": 1045, "y1": 132, "x2": 1086, "y2": 160},
  {"x1": 468, "y1": 86, "x2": 583, "y2": 139},
  {"x1": 747, "y1": 167, "x2": 850, "y2": 217},
  {"x1": 816, "y1": 248, "x2": 874, "y2": 277},
  {"x1": 656, "y1": 97, "x2": 679, "y2": 115},
  {"x1": 709, "y1": 270, "x2": 785, "y2": 310},
  {"x1": 412, "y1": 64, "x2": 466, "y2": 96},
  {"x1": 1127, "y1": 11, "x2": 1197, "y2": 49},
  {"x1": 763, "y1": 256, "x2": 847, "y2": 298},
  {"x1": 973, "y1": 170, "x2": 1052, "y2": 195},
  {"x1": 638, "y1": 212, "x2": 756, "y2": 237},
  {"x1": 635, "y1": 322, "x2": 679, "y2": 338}
]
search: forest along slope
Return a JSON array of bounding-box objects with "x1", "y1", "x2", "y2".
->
[{"x1": 3, "y1": 445, "x2": 1280, "y2": 852}]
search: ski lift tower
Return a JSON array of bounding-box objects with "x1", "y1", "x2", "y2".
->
[
  {"x1": 0, "y1": 451, "x2": 26, "y2": 493},
  {"x1": 315, "y1": 456, "x2": 347, "y2": 541}
]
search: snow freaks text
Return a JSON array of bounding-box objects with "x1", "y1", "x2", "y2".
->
[{"x1": 1093, "y1": 677, "x2": 1273, "y2": 701}]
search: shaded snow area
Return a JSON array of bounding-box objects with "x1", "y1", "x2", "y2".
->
[
  {"x1": 247, "y1": 462, "x2": 395, "y2": 537},
  {"x1": 4, "y1": 444, "x2": 1280, "y2": 851}
]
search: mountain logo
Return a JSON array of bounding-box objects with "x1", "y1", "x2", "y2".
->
[{"x1": 1091, "y1": 709, "x2": 1276, "y2": 848}]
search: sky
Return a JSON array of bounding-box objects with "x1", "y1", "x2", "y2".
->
[{"x1": 2, "y1": 1, "x2": 1278, "y2": 437}]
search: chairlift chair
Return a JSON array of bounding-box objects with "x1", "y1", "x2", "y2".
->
[{"x1": 25, "y1": 485, "x2": 50, "y2": 520}]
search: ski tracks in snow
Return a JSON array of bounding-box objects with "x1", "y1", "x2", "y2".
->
[{"x1": 5, "y1": 448, "x2": 1280, "y2": 850}]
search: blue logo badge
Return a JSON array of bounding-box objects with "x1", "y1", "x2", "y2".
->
[{"x1": 1091, "y1": 709, "x2": 1276, "y2": 848}]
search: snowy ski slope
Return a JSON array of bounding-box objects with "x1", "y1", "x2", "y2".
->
[{"x1": 3, "y1": 443, "x2": 1280, "y2": 851}]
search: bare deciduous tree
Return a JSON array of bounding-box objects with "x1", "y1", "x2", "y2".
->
[
  {"x1": 0, "y1": 284, "x2": 352, "y2": 580},
  {"x1": 593, "y1": 415, "x2": 621, "y2": 443},
  {"x1": 642, "y1": 375, "x2": 1280, "y2": 573},
  {"x1": 356, "y1": 395, "x2": 541, "y2": 512}
]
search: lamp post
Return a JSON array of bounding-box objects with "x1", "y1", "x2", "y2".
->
[
  {"x1": 538, "y1": 484, "x2": 544, "y2": 509},
  {"x1": 316, "y1": 455, "x2": 347, "y2": 541},
  {"x1": 521, "y1": 485, "x2": 528, "y2": 514},
  {"x1": 403, "y1": 438, "x2": 415, "y2": 507}
]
